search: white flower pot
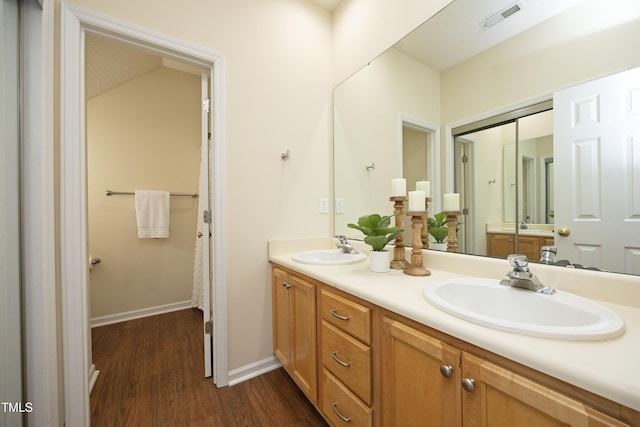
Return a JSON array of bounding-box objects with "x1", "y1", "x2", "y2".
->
[
  {"x1": 430, "y1": 242, "x2": 448, "y2": 251},
  {"x1": 369, "y1": 250, "x2": 391, "y2": 273}
]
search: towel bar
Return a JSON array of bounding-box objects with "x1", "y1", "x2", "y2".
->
[{"x1": 105, "y1": 190, "x2": 198, "y2": 198}]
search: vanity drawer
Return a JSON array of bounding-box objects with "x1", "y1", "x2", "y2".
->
[
  {"x1": 321, "y1": 320, "x2": 372, "y2": 405},
  {"x1": 321, "y1": 368, "x2": 372, "y2": 427},
  {"x1": 320, "y1": 288, "x2": 371, "y2": 345}
]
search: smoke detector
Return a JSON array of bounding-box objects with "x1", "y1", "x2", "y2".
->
[{"x1": 480, "y1": 1, "x2": 527, "y2": 30}]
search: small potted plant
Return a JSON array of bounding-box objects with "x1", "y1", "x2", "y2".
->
[
  {"x1": 427, "y1": 212, "x2": 449, "y2": 251},
  {"x1": 348, "y1": 213, "x2": 403, "y2": 272}
]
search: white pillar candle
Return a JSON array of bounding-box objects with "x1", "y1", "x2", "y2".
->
[
  {"x1": 391, "y1": 178, "x2": 407, "y2": 197},
  {"x1": 408, "y1": 191, "x2": 426, "y2": 212},
  {"x1": 443, "y1": 193, "x2": 460, "y2": 212},
  {"x1": 416, "y1": 181, "x2": 430, "y2": 198}
]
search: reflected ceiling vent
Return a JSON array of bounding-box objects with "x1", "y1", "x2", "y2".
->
[{"x1": 480, "y1": 1, "x2": 526, "y2": 30}]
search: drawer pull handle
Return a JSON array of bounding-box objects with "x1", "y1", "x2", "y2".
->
[
  {"x1": 330, "y1": 309, "x2": 350, "y2": 321},
  {"x1": 331, "y1": 351, "x2": 351, "y2": 368},
  {"x1": 331, "y1": 402, "x2": 352, "y2": 423}
]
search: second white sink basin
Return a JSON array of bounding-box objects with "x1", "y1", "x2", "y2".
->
[
  {"x1": 423, "y1": 278, "x2": 625, "y2": 341},
  {"x1": 292, "y1": 249, "x2": 366, "y2": 266}
]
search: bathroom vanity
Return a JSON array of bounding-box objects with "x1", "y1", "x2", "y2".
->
[
  {"x1": 269, "y1": 239, "x2": 640, "y2": 427},
  {"x1": 486, "y1": 223, "x2": 555, "y2": 260}
]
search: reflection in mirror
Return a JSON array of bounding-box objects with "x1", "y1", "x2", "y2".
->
[
  {"x1": 455, "y1": 107, "x2": 553, "y2": 261},
  {"x1": 334, "y1": 48, "x2": 441, "y2": 238},
  {"x1": 333, "y1": 0, "x2": 640, "y2": 276}
]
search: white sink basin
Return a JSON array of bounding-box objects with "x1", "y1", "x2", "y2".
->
[
  {"x1": 292, "y1": 249, "x2": 366, "y2": 266},
  {"x1": 423, "y1": 278, "x2": 625, "y2": 341}
]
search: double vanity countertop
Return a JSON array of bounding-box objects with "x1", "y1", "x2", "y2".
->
[
  {"x1": 486, "y1": 222, "x2": 555, "y2": 237},
  {"x1": 268, "y1": 238, "x2": 640, "y2": 412}
]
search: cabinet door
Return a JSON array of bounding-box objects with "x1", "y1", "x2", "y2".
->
[
  {"x1": 381, "y1": 317, "x2": 462, "y2": 427},
  {"x1": 461, "y1": 352, "x2": 629, "y2": 427},
  {"x1": 272, "y1": 268, "x2": 291, "y2": 368},
  {"x1": 518, "y1": 236, "x2": 541, "y2": 261},
  {"x1": 290, "y1": 274, "x2": 317, "y2": 403},
  {"x1": 487, "y1": 234, "x2": 514, "y2": 258}
]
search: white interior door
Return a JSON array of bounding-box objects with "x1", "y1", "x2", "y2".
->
[
  {"x1": 200, "y1": 72, "x2": 213, "y2": 377},
  {"x1": 554, "y1": 67, "x2": 640, "y2": 273}
]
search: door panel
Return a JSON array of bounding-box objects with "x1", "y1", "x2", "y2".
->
[{"x1": 554, "y1": 67, "x2": 640, "y2": 273}]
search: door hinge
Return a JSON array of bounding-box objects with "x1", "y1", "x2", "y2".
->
[
  {"x1": 202, "y1": 98, "x2": 211, "y2": 113},
  {"x1": 461, "y1": 154, "x2": 468, "y2": 163},
  {"x1": 462, "y1": 207, "x2": 469, "y2": 215},
  {"x1": 203, "y1": 209, "x2": 212, "y2": 224},
  {"x1": 205, "y1": 320, "x2": 213, "y2": 334}
]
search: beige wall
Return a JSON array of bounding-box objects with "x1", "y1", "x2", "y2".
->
[
  {"x1": 56, "y1": 0, "x2": 458, "y2": 381},
  {"x1": 332, "y1": 0, "x2": 453, "y2": 84},
  {"x1": 87, "y1": 67, "x2": 200, "y2": 319},
  {"x1": 441, "y1": 1, "x2": 640, "y2": 125},
  {"x1": 62, "y1": 0, "x2": 334, "y2": 372},
  {"x1": 334, "y1": 47, "x2": 440, "y2": 236}
]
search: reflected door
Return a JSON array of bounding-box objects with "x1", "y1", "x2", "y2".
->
[{"x1": 554, "y1": 67, "x2": 640, "y2": 274}]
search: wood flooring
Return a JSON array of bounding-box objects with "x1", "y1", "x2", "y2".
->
[{"x1": 90, "y1": 308, "x2": 328, "y2": 426}]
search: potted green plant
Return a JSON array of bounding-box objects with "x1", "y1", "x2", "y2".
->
[
  {"x1": 348, "y1": 213, "x2": 403, "y2": 272},
  {"x1": 427, "y1": 212, "x2": 449, "y2": 251}
]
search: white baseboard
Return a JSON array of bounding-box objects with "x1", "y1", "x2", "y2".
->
[
  {"x1": 91, "y1": 300, "x2": 193, "y2": 328},
  {"x1": 228, "y1": 355, "x2": 282, "y2": 386},
  {"x1": 88, "y1": 363, "x2": 99, "y2": 393}
]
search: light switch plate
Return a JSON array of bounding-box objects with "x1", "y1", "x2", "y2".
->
[
  {"x1": 319, "y1": 197, "x2": 329, "y2": 214},
  {"x1": 335, "y1": 198, "x2": 344, "y2": 214}
]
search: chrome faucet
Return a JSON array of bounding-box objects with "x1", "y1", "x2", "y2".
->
[
  {"x1": 335, "y1": 235, "x2": 358, "y2": 254},
  {"x1": 500, "y1": 254, "x2": 556, "y2": 294}
]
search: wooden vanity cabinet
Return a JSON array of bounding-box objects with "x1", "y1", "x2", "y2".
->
[
  {"x1": 380, "y1": 312, "x2": 633, "y2": 427},
  {"x1": 487, "y1": 233, "x2": 548, "y2": 260},
  {"x1": 318, "y1": 287, "x2": 373, "y2": 427},
  {"x1": 270, "y1": 264, "x2": 638, "y2": 427},
  {"x1": 461, "y1": 352, "x2": 629, "y2": 426},
  {"x1": 380, "y1": 316, "x2": 462, "y2": 427},
  {"x1": 272, "y1": 267, "x2": 317, "y2": 403}
]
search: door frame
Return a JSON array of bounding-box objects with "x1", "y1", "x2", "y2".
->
[{"x1": 60, "y1": 3, "x2": 228, "y2": 425}]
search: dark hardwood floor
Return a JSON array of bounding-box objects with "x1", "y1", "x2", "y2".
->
[{"x1": 90, "y1": 308, "x2": 328, "y2": 426}]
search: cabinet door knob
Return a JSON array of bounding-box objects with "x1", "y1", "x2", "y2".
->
[
  {"x1": 282, "y1": 281, "x2": 292, "y2": 289},
  {"x1": 440, "y1": 364, "x2": 453, "y2": 378},
  {"x1": 330, "y1": 309, "x2": 350, "y2": 321},
  {"x1": 461, "y1": 378, "x2": 475, "y2": 392},
  {"x1": 331, "y1": 402, "x2": 352, "y2": 423}
]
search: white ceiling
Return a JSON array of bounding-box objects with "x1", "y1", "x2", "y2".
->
[
  {"x1": 394, "y1": 0, "x2": 585, "y2": 71},
  {"x1": 86, "y1": 0, "x2": 587, "y2": 97},
  {"x1": 86, "y1": 34, "x2": 204, "y2": 100},
  {"x1": 309, "y1": 0, "x2": 343, "y2": 11},
  {"x1": 86, "y1": 34, "x2": 162, "y2": 99}
]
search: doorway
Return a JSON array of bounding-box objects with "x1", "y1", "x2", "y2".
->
[
  {"x1": 60, "y1": 5, "x2": 227, "y2": 425},
  {"x1": 85, "y1": 31, "x2": 206, "y2": 382}
]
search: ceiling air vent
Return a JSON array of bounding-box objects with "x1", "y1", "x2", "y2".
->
[{"x1": 480, "y1": 1, "x2": 526, "y2": 30}]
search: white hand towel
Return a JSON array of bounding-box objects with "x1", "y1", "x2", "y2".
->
[{"x1": 135, "y1": 190, "x2": 170, "y2": 238}]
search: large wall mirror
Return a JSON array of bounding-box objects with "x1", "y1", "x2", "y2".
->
[{"x1": 334, "y1": 0, "x2": 640, "y2": 275}]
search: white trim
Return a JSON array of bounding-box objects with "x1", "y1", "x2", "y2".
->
[
  {"x1": 61, "y1": 3, "x2": 228, "y2": 424},
  {"x1": 399, "y1": 114, "x2": 441, "y2": 212},
  {"x1": 445, "y1": 93, "x2": 553, "y2": 190},
  {"x1": 91, "y1": 301, "x2": 193, "y2": 328},
  {"x1": 88, "y1": 363, "x2": 99, "y2": 393},
  {"x1": 21, "y1": 1, "x2": 60, "y2": 426},
  {"x1": 227, "y1": 356, "x2": 282, "y2": 386}
]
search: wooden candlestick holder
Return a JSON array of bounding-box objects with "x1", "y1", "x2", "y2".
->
[
  {"x1": 404, "y1": 212, "x2": 431, "y2": 277},
  {"x1": 389, "y1": 197, "x2": 410, "y2": 269},
  {"x1": 444, "y1": 211, "x2": 461, "y2": 253},
  {"x1": 421, "y1": 197, "x2": 432, "y2": 248}
]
